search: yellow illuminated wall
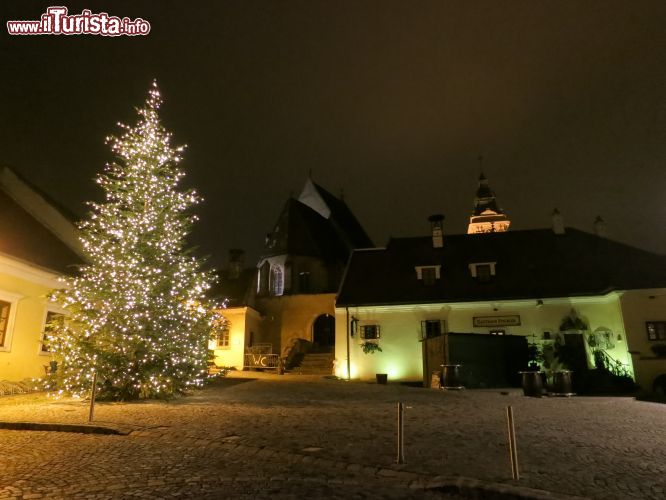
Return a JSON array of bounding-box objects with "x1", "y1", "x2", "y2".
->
[
  {"x1": 210, "y1": 306, "x2": 262, "y2": 370},
  {"x1": 0, "y1": 256, "x2": 62, "y2": 381},
  {"x1": 255, "y1": 293, "x2": 335, "y2": 356},
  {"x1": 335, "y1": 293, "x2": 637, "y2": 383}
]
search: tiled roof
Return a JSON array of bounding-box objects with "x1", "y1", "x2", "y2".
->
[{"x1": 337, "y1": 228, "x2": 666, "y2": 306}]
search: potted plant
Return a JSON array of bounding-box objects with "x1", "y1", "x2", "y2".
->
[
  {"x1": 360, "y1": 342, "x2": 382, "y2": 354},
  {"x1": 520, "y1": 342, "x2": 544, "y2": 397},
  {"x1": 526, "y1": 343, "x2": 543, "y2": 371}
]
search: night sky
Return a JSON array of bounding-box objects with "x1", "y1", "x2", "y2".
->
[{"x1": 2, "y1": 1, "x2": 665, "y2": 268}]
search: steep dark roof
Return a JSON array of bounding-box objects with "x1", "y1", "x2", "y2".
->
[
  {"x1": 337, "y1": 228, "x2": 666, "y2": 306},
  {"x1": 0, "y1": 189, "x2": 83, "y2": 274},
  {"x1": 312, "y1": 183, "x2": 373, "y2": 249},
  {"x1": 208, "y1": 268, "x2": 256, "y2": 307},
  {"x1": 263, "y1": 199, "x2": 350, "y2": 262}
]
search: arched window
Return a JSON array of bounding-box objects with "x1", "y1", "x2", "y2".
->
[{"x1": 270, "y1": 266, "x2": 284, "y2": 296}]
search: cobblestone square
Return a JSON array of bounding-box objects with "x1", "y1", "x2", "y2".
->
[{"x1": 0, "y1": 372, "x2": 664, "y2": 499}]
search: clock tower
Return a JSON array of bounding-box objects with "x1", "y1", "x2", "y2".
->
[{"x1": 467, "y1": 173, "x2": 511, "y2": 234}]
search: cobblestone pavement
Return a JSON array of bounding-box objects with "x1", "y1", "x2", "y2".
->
[{"x1": 0, "y1": 372, "x2": 664, "y2": 499}]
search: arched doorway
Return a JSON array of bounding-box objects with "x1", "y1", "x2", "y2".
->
[{"x1": 312, "y1": 314, "x2": 335, "y2": 352}]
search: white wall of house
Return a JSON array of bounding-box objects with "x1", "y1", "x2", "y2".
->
[
  {"x1": 620, "y1": 288, "x2": 666, "y2": 392},
  {"x1": 335, "y1": 292, "x2": 634, "y2": 383},
  {"x1": 211, "y1": 306, "x2": 262, "y2": 370}
]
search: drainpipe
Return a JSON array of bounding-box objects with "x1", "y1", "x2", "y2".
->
[{"x1": 346, "y1": 307, "x2": 351, "y2": 381}]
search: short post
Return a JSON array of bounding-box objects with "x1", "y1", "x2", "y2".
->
[
  {"x1": 397, "y1": 402, "x2": 405, "y2": 464},
  {"x1": 506, "y1": 405, "x2": 520, "y2": 480},
  {"x1": 88, "y1": 371, "x2": 98, "y2": 423}
]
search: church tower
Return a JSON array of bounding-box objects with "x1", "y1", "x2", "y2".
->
[{"x1": 467, "y1": 173, "x2": 511, "y2": 234}]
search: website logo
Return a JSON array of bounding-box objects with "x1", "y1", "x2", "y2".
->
[{"x1": 7, "y1": 6, "x2": 151, "y2": 36}]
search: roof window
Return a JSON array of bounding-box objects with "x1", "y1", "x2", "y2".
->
[
  {"x1": 469, "y1": 262, "x2": 496, "y2": 282},
  {"x1": 415, "y1": 265, "x2": 441, "y2": 285}
]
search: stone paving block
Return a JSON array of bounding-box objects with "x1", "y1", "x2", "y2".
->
[
  {"x1": 255, "y1": 448, "x2": 275, "y2": 459},
  {"x1": 346, "y1": 463, "x2": 362, "y2": 472},
  {"x1": 377, "y1": 468, "x2": 399, "y2": 477},
  {"x1": 408, "y1": 479, "x2": 428, "y2": 490},
  {"x1": 392, "y1": 470, "x2": 419, "y2": 482}
]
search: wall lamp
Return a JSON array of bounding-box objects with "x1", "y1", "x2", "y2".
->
[{"x1": 350, "y1": 316, "x2": 359, "y2": 337}]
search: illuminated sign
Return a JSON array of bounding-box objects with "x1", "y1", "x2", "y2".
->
[{"x1": 473, "y1": 315, "x2": 521, "y2": 327}]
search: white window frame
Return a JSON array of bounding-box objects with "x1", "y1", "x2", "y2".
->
[
  {"x1": 215, "y1": 324, "x2": 231, "y2": 351},
  {"x1": 0, "y1": 290, "x2": 23, "y2": 353},
  {"x1": 360, "y1": 324, "x2": 381, "y2": 340},
  {"x1": 39, "y1": 306, "x2": 67, "y2": 356},
  {"x1": 270, "y1": 265, "x2": 284, "y2": 296}
]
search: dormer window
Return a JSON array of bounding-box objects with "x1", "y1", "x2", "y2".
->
[
  {"x1": 415, "y1": 265, "x2": 441, "y2": 285},
  {"x1": 477, "y1": 265, "x2": 491, "y2": 282},
  {"x1": 469, "y1": 262, "x2": 496, "y2": 282}
]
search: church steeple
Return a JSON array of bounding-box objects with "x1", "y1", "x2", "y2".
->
[{"x1": 467, "y1": 172, "x2": 511, "y2": 234}]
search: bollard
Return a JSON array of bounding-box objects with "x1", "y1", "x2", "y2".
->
[
  {"x1": 88, "y1": 371, "x2": 98, "y2": 423},
  {"x1": 506, "y1": 405, "x2": 520, "y2": 480},
  {"x1": 397, "y1": 402, "x2": 405, "y2": 464}
]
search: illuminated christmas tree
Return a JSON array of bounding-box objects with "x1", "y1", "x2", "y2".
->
[{"x1": 50, "y1": 82, "x2": 216, "y2": 400}]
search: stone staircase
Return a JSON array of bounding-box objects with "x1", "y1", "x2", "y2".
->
[{"x1": 293, "y1": 352, "x2": 335, "y2": 375}]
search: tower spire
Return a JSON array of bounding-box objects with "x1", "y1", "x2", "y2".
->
[{"x1": 467, "y1": 171, "x2": 511, "y2": 234}]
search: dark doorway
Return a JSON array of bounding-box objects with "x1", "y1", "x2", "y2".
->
[
  {"x1": 312, "y1": 314, "x2": 335, "y2": 352},
  {"x1": 422, "y1": 332, "x2": 528, "y2": 388},
  {"x1": 447, "y1": 333, "x2": 527, "y2": 388}
]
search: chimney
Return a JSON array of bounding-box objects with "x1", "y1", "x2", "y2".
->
[
  {"x1": 552, "y1": 208, "x2": 565, "y2": 235},
  {"x1": 228, "y1": 248, "x2": 244, "y2": 279},
  {"x1": 594, "y1": 216, "x2": 607, "y2": 238},
  {"x1": 428, "y1": 214, "x2": 445, "y2": 248}
]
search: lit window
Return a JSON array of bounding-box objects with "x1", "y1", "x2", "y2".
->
[
  {"x1": 41, "y1": 310, "x2": 64, "y2": 353},
  {"x1": 270, "y1": 266, "x2": 284, "y2": 296},
  {"x1": 0, "y1": 300, "x2": 10, "y2": 347},
  {"x1": 360, "y1": 325, "x2": 381, "y2": 340},
  {"x1": 420, "y1": 320, "x2": 445, "y2": 339},
  {"x1": 217, "y1": 325, "x2": 231, "y2": 349},
  {"x1": 646, "y1": 321, "x2": 666, "y2": 341}
]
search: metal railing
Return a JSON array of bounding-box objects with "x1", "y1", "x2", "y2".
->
[{"x1": 594, "y1": 349, "x2": 631, "y2": 378}]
